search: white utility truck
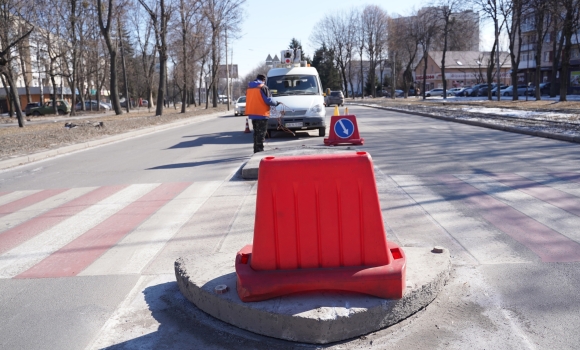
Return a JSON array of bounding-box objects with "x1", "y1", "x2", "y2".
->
[{"x1": 266, "y1": 49, "x2": 327, "y2": 137}]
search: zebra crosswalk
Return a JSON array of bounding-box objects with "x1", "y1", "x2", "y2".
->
[
  {"x1": 0, "y1": 182, "x2": 223, "y2": 279},
  {"x1": 1, "y1": 172, "x2": 580, "y2": 283},
  {"x1": 387, "y1": 172, "x2": 580, "y2": 264}
]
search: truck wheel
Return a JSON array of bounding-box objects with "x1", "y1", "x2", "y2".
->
[
  {"x1": 58, "y1": 110, "x2": 65, "y2": 115},
  {"x1": 318, "y1": 127, "x2": 326, "y2": 137},
  {"x1": 33, "y1": 111, "x2": 40, "y2": 116}
]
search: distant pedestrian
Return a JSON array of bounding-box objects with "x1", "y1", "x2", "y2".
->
[
  {"x1": 246, "y1": 73, "x2": 281, "y2": 153},
  {"x1": 164, "y1": 98, "x2": 167, "y2": 108},
  {"x1": 416, "y1": 87, "x2": 420, "y2": 98}
]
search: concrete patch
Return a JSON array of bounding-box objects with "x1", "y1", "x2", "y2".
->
[
  {"x1": 241, "y1": 146, "x2": 359, "y2": 180},
  {"x1": 175, "y1": 247, "x2": 450, "y2": 344}
]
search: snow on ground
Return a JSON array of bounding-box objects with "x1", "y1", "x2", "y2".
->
[
  {"x1": 459, "y1": 107, "x2": 580, "y2": 123},
  {"x1": 425, "y1": 95, "x2": 580, "y2": 102}
]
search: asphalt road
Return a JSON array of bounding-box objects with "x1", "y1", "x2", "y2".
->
[{"x1": 1, "y1": 105, "x2": 580, "y2": 349}]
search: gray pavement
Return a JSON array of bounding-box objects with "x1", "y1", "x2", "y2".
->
[{"x1": 1, "y1": 105, "x2": 580, "y2": 349}]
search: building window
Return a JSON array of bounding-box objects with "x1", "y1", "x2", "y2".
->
[
  {"x1": 572, "y1": 48, "x2": 580, "y2": 59},
  {"x1": 544, "y1": 51, "x2": 552, "y2": 62}
]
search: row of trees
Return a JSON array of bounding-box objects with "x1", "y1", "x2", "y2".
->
[
  {"x1": 311, "y1": 5, "x2": 388, "y2": 99},
  {"x1": 311, "y1": 0, "x2": 579, "y2": 102},
  {"x1": 0, "y1": 0, "x2": 245, "y2": 128}
]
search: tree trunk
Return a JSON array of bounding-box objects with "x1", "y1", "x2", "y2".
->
[
  {"x1": 97, "y1": 0, "x2": 122, "y2": 115},
  {"x1": 18, "y1": 45, "x2": 32, "y2": 104},
  {"x1": 3, "y1": 71, "x2": 25, "y2": 126}
]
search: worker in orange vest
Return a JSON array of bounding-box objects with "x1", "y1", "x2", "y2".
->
[{"x1": 246, "y1": 74, "x2": 281, "y2": 153}]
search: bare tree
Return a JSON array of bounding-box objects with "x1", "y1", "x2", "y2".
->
[
  {"x1": 311, "y1": 10, "x2": 357, "y2": 98},
  {"x1": 473, "y1": 0, "x2": 505, "y2": 100},
  {"x1": 138, "y1": 0, "x2": 172, "y2": 116},
  {"x1": 527, "y1": 0, "x2": 553, "y2": 100},
  {"x1": 361, "y1": 5, "x2": 388, "y2": 98},
  {"x1": 500, "y1": 0, "x2": 527, "y2": 101},
  {"x1": 435, "y1": 0, "x2": 467, "y2": 99},
  {"x1": 0, "y1": 0, "x2": 34, "y2": 127},
  {"x1": 417, "y1": 7, "x2": 440, "y2": 99},
  {"x1": 557, "y1": 0, "x2": 580, "y2": 101},
  {"x1": 203, "y1": 0, "x2": 245, "y2": 108},
  {"x1": 388, "y1": 12, "x2": 422, "y2": 98},
  {"x1": 96, "y1": 0, "x2": 122, "y2": 114}
]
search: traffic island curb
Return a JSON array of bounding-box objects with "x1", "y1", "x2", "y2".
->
[
  {"x1": 241, "y1": 146, "x2": 359, "y2": 180},
  {"x1": 174, "y1": 247, "x2": 451, "y2": 344}
]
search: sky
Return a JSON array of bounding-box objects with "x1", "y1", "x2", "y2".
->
[{"x1": 230, "y1": 0, "x2": 496, "y2": 78}]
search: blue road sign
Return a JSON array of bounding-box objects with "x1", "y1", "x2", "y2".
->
[{"x1": 334, "y1": 118, "x2": 355, "y2": 139}]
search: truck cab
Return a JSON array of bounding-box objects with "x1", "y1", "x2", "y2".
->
[{"x1": 266, "y1": 50, "x2": 326, "y2": 137}]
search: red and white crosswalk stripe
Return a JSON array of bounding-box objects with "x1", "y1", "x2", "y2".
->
[
  {"x1": 2, "y1": 172, "x2": 580, "y2": 282},
  {"x1": 0, "y1": 182, "x2": 221, "y2": 279}
]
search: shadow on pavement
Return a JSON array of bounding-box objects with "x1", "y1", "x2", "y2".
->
[
  {"x1": 146, "y1": 156, "x2": 249, "y2": 170},
  {"x1": 101, "y1": 281, "x2": 328, "y2": 350}
]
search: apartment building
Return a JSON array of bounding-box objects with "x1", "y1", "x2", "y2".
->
[{"x1": 518, "y1": 10, "x2": 580, "y2": 95}]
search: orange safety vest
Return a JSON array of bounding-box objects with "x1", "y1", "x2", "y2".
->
[{"x1": 245, "y1": 84, "x2": 270, "y2": 117}]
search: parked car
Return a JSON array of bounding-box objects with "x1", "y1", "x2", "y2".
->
[
  {"x1": 394, "y1": 89, "x2": 404, "y2": 97},
  {"x1": 476, "y1": 83, "x2": 496, "y2": 96},
  {"x1": 408, "y1": 87, "x2": 416, "y2": 96},
  {"x1": 75, "y1": 100, "x2": 111, "y2": 111},
  {"x1": 447, "y1": 87, "x2": 462, "y2": 96},
  {"x1": 501, "y1": 85, "x2": 528, "y2": 96},
  {"x1": 325, "y1": 91, "x2": 345, "y2": 106},
  {"x1": 527, "y1": 82, "x2": 551, "y2": 96},
  {"x1": 28, "y1": 100, "x2": 71, "y2": 116},
  {"x1": 491, "y1": 85, "x2": 509, "y2": 96},
  {"x1": 454, "y1": 86, "x2": 471, "y2": 96},
  {"x1": 234, "y1": 96, "x2": 246, "y2": 116},
  {"x1": 24, "y1": 102, "x2": 41, "y2": 116},
  {"x1": 463, "y1": 83, "x2": 487, "y2": 97},
  {"x1": 377, "y1": 89, "x2": 391, "y2": 97},
  {"x1": 425, "y1": 88, "x2": 453, "y2": 97}
]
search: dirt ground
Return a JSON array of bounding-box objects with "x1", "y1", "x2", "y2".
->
[{"x1": 0, "y1": 105, "x2": 229, "y2": 162}]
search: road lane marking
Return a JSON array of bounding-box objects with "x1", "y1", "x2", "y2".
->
[
  {"x1": 79, "y1": 181, "x2": 221, "y2": 276},
  {"x1": 0, "y1": 184, "x2": 159, "y2": 278},
  {"x1": 0, "y1": 190, "x2": 41, "y2": 207},
  {"x1": 0, "y1": 189, "x2": 67, "y2": 218},
  {"x1": 440, "y1": 175, "x2": 580, "y2": 262},
  {"x1": 0, "y1": 187, "x2": 97, "y2": 237},
  {"x1": 17, "y1": 183, "x2": 191, "y2": 278},
  {"x1": 456, "y1": 175, "x2": 580, "y2": 243},
  {"x1": 392, "y1": 175, "x2": 531, "y2": 264}
]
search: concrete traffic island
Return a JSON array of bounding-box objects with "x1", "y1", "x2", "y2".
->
[
  {"x1": 241, "y1": 145, "x2": 359, "y2": 180},
  {"x1": 175, "y1": 247, "x2": 450, "y2": 344},
  {"x1": 176, "y1": 149, "x2": 451, "y2": 344}
]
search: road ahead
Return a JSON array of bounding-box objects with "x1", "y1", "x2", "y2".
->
[{"x1": 1, "y1": 105, "x2": 580, "y2": 349}]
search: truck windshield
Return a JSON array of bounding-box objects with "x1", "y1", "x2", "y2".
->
[{"x1": 267, "y1": 75, "x2": 319, "y2": 96}]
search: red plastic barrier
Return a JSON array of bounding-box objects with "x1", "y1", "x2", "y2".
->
[
  {"x1": 235, "y1": 152, "x2": 406, "y2": 302},
  {"x1": 324, "y1": 115, "x2": 364, "y2": 146}
]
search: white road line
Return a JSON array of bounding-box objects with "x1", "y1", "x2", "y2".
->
[
  {"x1": 0, "y1": 187, "x2": 96, "y2": 234},
  {"x1": 0, "y1": 190, "x2": 41, "y2": 207},
  {"x1": 0, "y1": 184, "x2": 159, "y2": 278},
  {"x1": 80, "y1": 181, "x2": 222, "y2": 276},
  {"x1": 457, "y1": 174, "x2": 580, "y2": 243},
  {"x1": 391, "y1": 175, "x2": 531, "y2": 264}
]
